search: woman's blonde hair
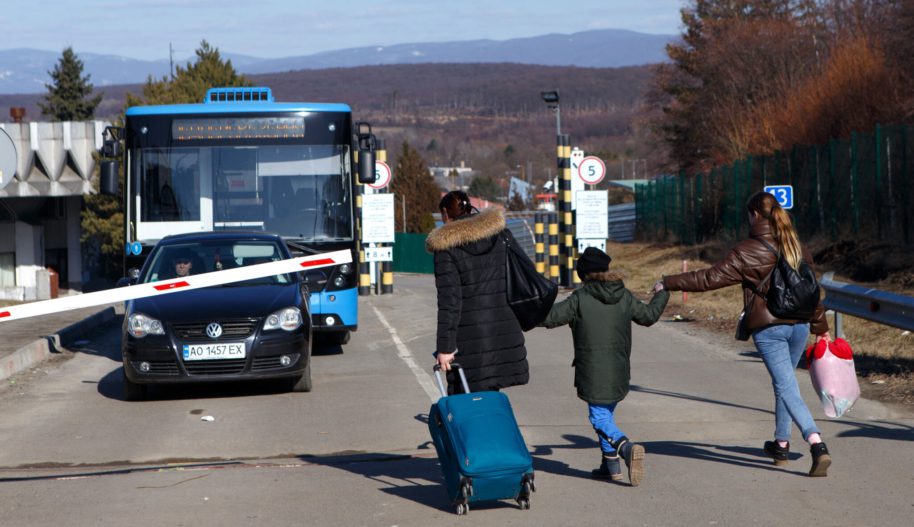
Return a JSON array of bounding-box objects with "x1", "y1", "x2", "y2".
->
[{"x1": 746, "y1": 191, "x2": 802, "y2": 269}]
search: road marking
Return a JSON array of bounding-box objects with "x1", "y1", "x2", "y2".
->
[{"x1": 371, "y1": 305, "x2": 439, "y2": 402}]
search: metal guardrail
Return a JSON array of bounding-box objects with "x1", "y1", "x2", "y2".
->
[{"x1": 821, "y1": 272, "x2": 914, "y2": 337}]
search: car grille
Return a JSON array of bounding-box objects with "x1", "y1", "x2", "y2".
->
[
  {"x1": 251, "y1": 353, "x2": 301, "y2": 371},
  {"x1": 171, "y1": 319, "x2": 259, "y2": 342},
  {"x1": 184, "y1": 358, "x2": 247, "y2": 375}
]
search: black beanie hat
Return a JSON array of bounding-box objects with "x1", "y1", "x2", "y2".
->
[{"x1": 576, "y1": 247, "x2": 612, "y2": 280}]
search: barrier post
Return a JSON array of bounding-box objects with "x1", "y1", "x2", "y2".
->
[
  {"x1": 534, "y1": 212, "x2": 545, "y2": 275},
  {"x1": 548, "y1": 212, "x2": 559, "y2": 282},
  {"x1": 377, "y1": 140, "x2": 393, "y2": 294}
]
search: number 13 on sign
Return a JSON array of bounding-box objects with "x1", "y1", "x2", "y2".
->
[{"x1": 764, "y1": 185, "x2": 793, "y2": 209}]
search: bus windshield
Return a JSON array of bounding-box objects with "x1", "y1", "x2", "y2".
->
[{"x1": 136, "y1": 143, "x2": 352, "y2": 241}]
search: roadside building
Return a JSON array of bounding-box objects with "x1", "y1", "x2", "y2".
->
[{"x1": 0, "y1": 120, "x2": 109, "y2": 300}]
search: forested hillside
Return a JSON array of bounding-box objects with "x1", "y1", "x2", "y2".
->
[{"x1": 0, "y1": 63, "x2": 657, "y2": 189}]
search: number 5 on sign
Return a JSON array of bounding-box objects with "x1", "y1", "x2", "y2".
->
[{"x1": 764, "y1": 185, "x2": 793, "y2": 209}]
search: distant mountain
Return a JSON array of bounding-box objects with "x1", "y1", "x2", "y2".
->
[
  {"x1": 241, "y1": 29, "x2": 672, "y2": 73},
  {"x1": 0, "y1": 29, "x2": 671, "y2": 94}
]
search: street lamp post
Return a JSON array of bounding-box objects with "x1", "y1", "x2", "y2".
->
[
  {"x1": 540, "y1": 90, "x2": 561, "y2": 136},
  {"x1": 541, "y1": 90, "x2": 572, "y2": 287}
]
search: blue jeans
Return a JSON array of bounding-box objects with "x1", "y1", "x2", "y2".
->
[
  {"x1": 589, "y1": 403, "x2": 624, "y2": 454},
  {"x1": 752, "y1": 323, "x2": 820, "y2": 443}
]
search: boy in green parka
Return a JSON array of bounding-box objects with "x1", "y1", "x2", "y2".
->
[{"x1": 541, "y1": 247, "x2": 669, "y2": 486}]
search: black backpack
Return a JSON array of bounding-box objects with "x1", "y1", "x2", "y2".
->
[{"x1": 757, "y1": 239, "x2": 821, "y2": 320}]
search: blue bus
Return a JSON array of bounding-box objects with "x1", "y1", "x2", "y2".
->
[{"x1": 101, "y1": 86, "x2": 377, "y2": 345}]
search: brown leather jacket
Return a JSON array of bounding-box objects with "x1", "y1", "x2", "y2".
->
[{"x1": 662, "y1": 221, "x2": 829, "y2": 335}]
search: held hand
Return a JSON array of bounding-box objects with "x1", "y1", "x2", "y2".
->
[
  {"x1": 436, "y1": 351, "x2": 456, "y2": 372},
  {"x1": 816, "y1": 332, "x2": 831, "y2": 344},
  {"x1": 651, "y1": 280, "x2": 665, "y2": 294}
]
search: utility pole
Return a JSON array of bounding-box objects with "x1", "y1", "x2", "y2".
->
[{"x1": 169, "y1": 42, "x2": 175, "y2": 81}]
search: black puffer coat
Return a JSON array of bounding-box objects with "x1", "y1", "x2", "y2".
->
[{"x1": 425, "y1": 208, "x2": 528, "y2": 392}]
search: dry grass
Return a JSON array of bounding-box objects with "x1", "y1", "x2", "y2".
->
[{"x1": 607, "y1": 241, "x2": 914, "y2": 405}]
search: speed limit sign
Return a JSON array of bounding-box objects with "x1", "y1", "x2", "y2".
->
[
  {"x1": 578, "y1": 156, "x2": 606, "y2": 185},
  {"x1": 369, "y1": 161, "x2": 392, "y2": 189}
]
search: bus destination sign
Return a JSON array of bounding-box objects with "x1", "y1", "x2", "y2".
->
[{"x1": 172, "y1": 117, "x2": 305, "y2": 141}]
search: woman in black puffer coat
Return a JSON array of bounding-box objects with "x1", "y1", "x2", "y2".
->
[{"x1": 426, "y1": 191, "x2": 528, "y2": 393}]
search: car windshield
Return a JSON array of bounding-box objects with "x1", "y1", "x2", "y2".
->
[{"x1": 142, "y1": 240, "x2": 293, "y2": 286}]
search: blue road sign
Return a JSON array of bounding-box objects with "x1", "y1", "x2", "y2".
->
[{"x1": 764, "y1": 185, "x2": 793, "y2": 209}]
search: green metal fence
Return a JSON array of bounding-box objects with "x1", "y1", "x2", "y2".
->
[
  {"x1": 392, "y1": 232, "x2": 434, "y2": 274},
  {"x1": 636, "y1": 124, "x2": 914, "y2": 246}
]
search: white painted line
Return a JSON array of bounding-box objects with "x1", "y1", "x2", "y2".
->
[
  {"x1": 0, "y1": 250, "x2": 351, "y2": 324},
  {"x1": 371, "y1": 305, "x2": 440, "y2": 402}
]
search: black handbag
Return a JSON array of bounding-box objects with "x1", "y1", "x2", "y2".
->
[{"x1": 503, "y1": 231, "x2": 558, "y2": 331}]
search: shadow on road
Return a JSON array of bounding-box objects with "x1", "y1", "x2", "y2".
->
[
  {"x1": 642, "y1": 441, "x2": 807, "y2": 476},
  {"x1": 834, "y1": 419, "x2": 914, "y2": 441},
  {"x1": 95, "y1": 365, "x2": 297, "y2": 402},
  {"x1": 630, "y1": 384, "x2": 773, "y2": 416},
  {"x1": 297, "y1": 450, "x2": 453, "y2": 513}
]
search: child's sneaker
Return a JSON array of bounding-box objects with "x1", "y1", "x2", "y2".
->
[
  {"x1": 763, "y1": 440, "x2": 790, "y2": 466},
  {"x1": 591, "y1": 453, "x2": 623, "y2": 481},
  {"x1": 615, "y1": 437, "x2": 645, "y2": 487}
]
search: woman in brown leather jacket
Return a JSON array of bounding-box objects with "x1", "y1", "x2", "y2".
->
[{"x1": 657, "y1": 191, "x2": 833, "y2": 477}]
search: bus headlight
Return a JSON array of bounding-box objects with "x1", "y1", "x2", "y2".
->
[
  {"x1": 333, "y1": 275, "x2": 346, "y2": 288},
  {"x1": 339, "y1": 263, "x2": 353, "y2": 275},
  {"x1": 264, "y1": 307, "x2": 303, "y2": 332},
  {"x1": 127, "y1": 313, "x2": 165, "y2": 338}
]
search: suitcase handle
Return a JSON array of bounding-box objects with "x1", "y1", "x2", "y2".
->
[{"x1": 433, "y1": 362, "x2": 470, "y2": 396}]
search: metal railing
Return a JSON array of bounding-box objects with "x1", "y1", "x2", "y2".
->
[{"x1": 820, "y1": 272, "x2": 914, "y2": 337}]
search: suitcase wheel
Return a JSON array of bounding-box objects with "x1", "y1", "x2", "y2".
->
[
  {"x1": 455, "y1": 502, "x2": 470, "y2": 515},
  {"x1": 517, "y1": 497, "x2": 531, "y2": 510}
]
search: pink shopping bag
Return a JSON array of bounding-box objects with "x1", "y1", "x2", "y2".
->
[{"x1": 805, "y1": 338, "x2": 860, "y2": 418}]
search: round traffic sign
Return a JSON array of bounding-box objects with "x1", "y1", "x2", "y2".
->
[
  {"x1": 368, "y1": 161, "x2": 392, "y2": 189},
  {"x1": 578, "y1": 156, "x2": 606, "y2": 185}
]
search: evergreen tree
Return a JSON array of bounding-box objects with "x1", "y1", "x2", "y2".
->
[
  {"x1": 468, "y1": 174, "x2": 502, "y2": 202},
  {"x1": 127, "y1": 40, "x2": 250, "y2": 107},
  {"x1": 389, "y1": 142, "x2": 441, "y2": 233},
  {"x1": 39, "y1": 47, "x2": 103, "y2": 120}
]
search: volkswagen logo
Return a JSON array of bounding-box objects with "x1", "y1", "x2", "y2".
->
[{"x1": 206, "y1": 323, "x2": 223, "y2": 339}]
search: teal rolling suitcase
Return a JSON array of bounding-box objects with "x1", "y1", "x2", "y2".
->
[{"x1": 428, "y1": 364, "x2": 535, "y2": 515}]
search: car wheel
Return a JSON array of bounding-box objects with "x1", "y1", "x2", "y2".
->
[
  {"x1": 290, "y1": 360, "x2": 312, "y2": 392},
  {"x1": 122, "y1": 369, "x2": 147, "y2": 401}
]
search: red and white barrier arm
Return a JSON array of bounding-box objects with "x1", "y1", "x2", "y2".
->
[{"x1": 0, "y1": 249, "x2": 351, "y2": 324}]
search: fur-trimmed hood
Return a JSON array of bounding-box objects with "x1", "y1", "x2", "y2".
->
[
  {"x1": 425, "y1": 208, "x2": 505, "y2": 253},
  {"x1": 581, "y1": 270, "x2": 626, "y2": 305}
]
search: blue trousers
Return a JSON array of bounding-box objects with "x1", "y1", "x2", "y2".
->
[
  {"x1": 589, "y1": 402, "x2": 624, "y2": 454},
  {"x1": 752, "y1": 323, "x2": 820, "y2": 442}
]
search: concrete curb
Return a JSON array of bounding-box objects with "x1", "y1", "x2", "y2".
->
[{"x1": 0, "y1": 307, "x2": 117, "y2": 382}]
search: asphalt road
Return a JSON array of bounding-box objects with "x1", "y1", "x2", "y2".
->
[{"x1": 1, "y1": 273, "x2": 912, "y2": 527}]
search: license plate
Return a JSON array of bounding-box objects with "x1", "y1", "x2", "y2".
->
[{"x1": 182, "y1": 342, "x2": 246, "y2": 361}]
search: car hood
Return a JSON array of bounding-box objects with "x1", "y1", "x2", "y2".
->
[{"x1": 129, "y1": 283, "x2": 303, "y2": 322}]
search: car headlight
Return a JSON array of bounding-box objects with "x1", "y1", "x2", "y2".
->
[
  {"x1": 127, "y1": 313, "x2": 165, "y2": 338},
  {"x1": 264, "y1": 307, "x2": 303, "y2": 332}
]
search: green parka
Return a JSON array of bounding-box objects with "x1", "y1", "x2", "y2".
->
[{"x1": 541, "y1": 271, "x2": 670, "y2": 404}]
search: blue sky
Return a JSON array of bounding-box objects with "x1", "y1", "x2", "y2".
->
[{"x1": 1, "y1": 0, "x2": 686, "y2": 60}]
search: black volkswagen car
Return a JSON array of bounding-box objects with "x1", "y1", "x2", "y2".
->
[{"x1": 121, "y1": 232, "x2": 311, "y2": 400}]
